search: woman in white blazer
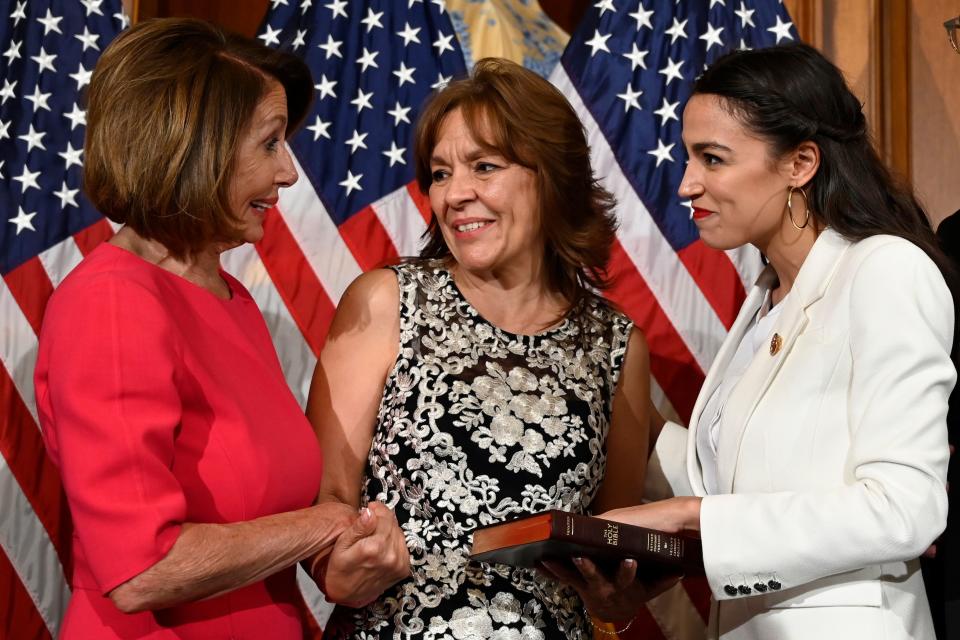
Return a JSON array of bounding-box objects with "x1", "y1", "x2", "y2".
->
[{"x1": 549, "y1": 44, "x2": 956, "y2": 639}]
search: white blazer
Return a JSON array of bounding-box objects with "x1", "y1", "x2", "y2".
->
[{"x1": 647, "y1": 229, "x2": 955, "y2": 639}]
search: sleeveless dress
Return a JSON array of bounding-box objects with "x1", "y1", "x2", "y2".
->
[{"x1": 326, "y1": 261, "x2": 633, "y2": 639}]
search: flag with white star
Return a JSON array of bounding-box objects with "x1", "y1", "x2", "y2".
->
[
  {"x1": 0, "y1": 2, "x2": 128, "y2": 637},
  {"x1": 259, "y1": 0, "x2": 465, "y2": 233},
  {"x1": 0, "y1": 0, "x2": 123, "y2": 273},
  {"x1": 563, "y1": 0, "x2": 796, "y2": 260}
]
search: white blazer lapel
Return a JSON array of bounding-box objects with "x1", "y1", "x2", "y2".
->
[
  {"x1": 715, "y1": 229, "x2": 852, "y2": 493},
  {"x1": 685, "y1": 265, "x2": 777, "y2": 496}
]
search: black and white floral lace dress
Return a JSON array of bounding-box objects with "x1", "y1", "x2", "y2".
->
[{"x1": 326, "y1": 261, "x2": 633, "y2": 640}]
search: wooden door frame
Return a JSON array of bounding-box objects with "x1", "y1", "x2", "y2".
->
[
  {"x1": 787, "y1": 0, "x2": 911, "y2": 180},
  {"x1": 878, "y1": 0, "x2": 910, "y2": 180}
]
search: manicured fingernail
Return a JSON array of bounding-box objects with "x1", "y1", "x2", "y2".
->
[
  {"x1": 573, "y1": 557, "x2": 585, "y2": 566},
  {"x1": 624, "y1": 559, "x2": 636, "y2": 568},
  {"x1": 359, "y1": 507, "x2": 373, "y2": 522}
]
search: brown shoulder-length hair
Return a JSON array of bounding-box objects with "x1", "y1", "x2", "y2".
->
[
  {"x1": 413, "y1": 57, "x2": 617, "y2": 311},
  {"x1": 84, "y1": 17, "x2": 312, "y2": 260}
]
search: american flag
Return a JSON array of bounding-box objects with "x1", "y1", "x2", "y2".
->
[
  {"x1": 237, "y1": 0, "x2": 468, "y2": 382},
  {"x1": 0, "y1": 0, "x2": 796, "y2": 637}
]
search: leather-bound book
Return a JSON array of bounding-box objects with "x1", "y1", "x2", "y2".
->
[{"x1": 470, "y1": 509, "x2": 704, "y2": 577}]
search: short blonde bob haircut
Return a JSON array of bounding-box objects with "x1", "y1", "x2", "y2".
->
[
  {"x1": 414, "y1": 58, "x2": 617, "y2": 311},
  {"x1": 84, "y1": 18, "x2": 312, "y2": 259}
]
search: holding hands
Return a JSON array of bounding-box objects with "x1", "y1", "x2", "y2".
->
[{"x1": 315, "y1": 501, "x2": 411, "y2": 607}]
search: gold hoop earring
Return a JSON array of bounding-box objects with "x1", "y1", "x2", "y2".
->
[{"x1": 787, "y1": 186, "x2": 810, "y2": 230}]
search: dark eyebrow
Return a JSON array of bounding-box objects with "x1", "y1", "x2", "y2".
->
[
  {"x1": 691, "y1": 141, "x2": 733, "y2": 154},
  {"x1": 464, "y1": 149, "x2": 490, "y2": 162},
  {"x1": 430, "y1": 147, "x2": 505, "y2": 166}
]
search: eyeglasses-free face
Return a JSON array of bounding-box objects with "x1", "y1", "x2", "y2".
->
[{"x1": 946, "y1": 15, "x2": 960, "y2": 54}]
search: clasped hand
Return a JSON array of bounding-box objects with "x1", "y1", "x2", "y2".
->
[{"x1": 317, "y1": 501, "x2": 411, "y2": 607}]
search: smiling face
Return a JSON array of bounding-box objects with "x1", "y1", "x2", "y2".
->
[
  {"x1": 227, "y1": 79, "x2": 298, "y2": 245},
  {"x1": 679, "y1": 93, "x2": 795, "y2": 253},
  {"x1": 428, "y1": 108, "x2": 542, "y2": 278}
]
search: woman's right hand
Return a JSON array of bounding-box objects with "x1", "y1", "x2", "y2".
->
[{"x1": 318, "y1": 501, "x2": 411, "y2": 607}]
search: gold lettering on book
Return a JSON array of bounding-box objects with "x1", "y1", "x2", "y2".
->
[
  {"x1": 647, "y1": 532, "x2": 660, "y2": 553},
  {"x1": 646, "y1": 532, "x2": 683, "y2": 558},
  {"x1": 603, "y1": 523, "x2": 619, "y2": 546}
]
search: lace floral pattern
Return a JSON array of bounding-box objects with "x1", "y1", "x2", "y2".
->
[{"x1": 326, "y1": 262, "x2": 633, "y2": 639}]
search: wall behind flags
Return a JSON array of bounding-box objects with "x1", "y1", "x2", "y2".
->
[
  {"x1": 127, "y1": 0, "x2": 960, "y2": 228},
  {"x1": 788, "y1": 0, "x2": 960, "y2": 228}
]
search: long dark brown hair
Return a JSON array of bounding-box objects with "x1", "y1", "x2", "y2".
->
[{"x1": 694, "y1": 43, "x2": 953, "y2": 282}]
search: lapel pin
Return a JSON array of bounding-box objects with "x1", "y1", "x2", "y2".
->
[{"x1": 769, "y1": 333, "x2": 782, "y2": 356}]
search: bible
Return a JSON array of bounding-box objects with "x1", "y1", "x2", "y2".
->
[{"x1": 469, "y1": 510, "x2": 704, "y2": 577}]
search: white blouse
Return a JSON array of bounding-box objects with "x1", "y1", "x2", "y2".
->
[{"x1": 696, "y1": 289, "x2": 789, "y2": 495}]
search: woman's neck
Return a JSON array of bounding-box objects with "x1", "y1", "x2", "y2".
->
[
  {"x1": 449, "y1": 262, "x2": 568, "y2": 335},
  {"x1": 759, "y1": 219, "x2": 821, "y2": 305},
  {"x1": 110, "y1": 227, "x2": 230, "y2": 299}
]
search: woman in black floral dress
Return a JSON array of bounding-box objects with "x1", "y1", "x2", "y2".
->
[{"x1": 308, "y1": 58, "x2": 655, "y2": 639}]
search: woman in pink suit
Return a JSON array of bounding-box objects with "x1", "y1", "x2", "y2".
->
[{"x1": 33, "y1": 18, "x2": 407, "y2": 639}]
